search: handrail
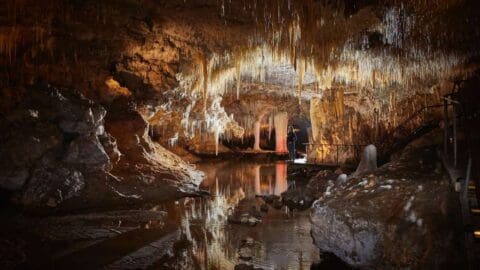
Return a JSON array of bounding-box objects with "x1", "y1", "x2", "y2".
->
[
  {"x1": 377, "y1": 104, "x2": 444, "y2": 146},
  {"x1": 305, "y1": 104, "x2": 445, "y2": 166},
  {"x1": 303, "y1": 143, "x2": 367, "y2": 166},
  {"x1": 303, "y1": 143, "x2": 368, "y2": 147}
]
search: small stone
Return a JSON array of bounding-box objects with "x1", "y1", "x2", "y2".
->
[
  {"x1": 272, "y1": 199, "x2": 283, "y2": 209},
  {"x1": 238, "y1": 246, "x2": 253, "y2": 260},
  {"x1": 248, "y1": 216, "x2": 260, "y2": 226},
  {"x1": 416, "y1": 218, "x2": 423, "y2": 227},
  {"x1": 240, "y1": 214, "x2": 250, "y2": 224},
  {"x1": 244, "y1": 237, "x2": 255, "y2": 245},
  {"x1": 379, "y1": 185, "x2": 392, "y2": 190},
  {"x1": 46, "y1": 198, "x2": 57, "y2": 207},
  {"x1": 337, "y1": 174, "x2": 348, "y2": 184}
]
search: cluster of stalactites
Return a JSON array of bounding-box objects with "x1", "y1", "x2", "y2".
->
[
  {"x1": 176, "y1": 0, "x2": 475, "y2": 155},
  {"x1": 0, "y1": 26, "x2": 52, "y2": 63}
]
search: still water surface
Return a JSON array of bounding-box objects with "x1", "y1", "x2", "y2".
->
[{"x1": 162, "y1": 160, "x2": 320, "y2": 269}]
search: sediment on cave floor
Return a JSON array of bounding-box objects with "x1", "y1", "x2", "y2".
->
[{"x1": 1, "y1": 0, "x2": 480, "y2": 269}]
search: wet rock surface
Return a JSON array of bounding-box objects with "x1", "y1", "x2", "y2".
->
[
  {"x1": 0, "y1": 209, "x2": 183, "y2": 270},
  {"x1": 229, "y1": 199, "x2": 264, "y2": 226},
  {"x1": 281, "y1": 166, "x2": 345, "y2": 210},
  {"x1": 0, "y1": 87, "x2": 108, "y2": 209},
  {"x1": 234, "y1": 263, "x2": 264, "y2": 270},
  {"x1": 104, "y1": 98, "x2": 204, "y2": 203},
  {"x1": 311, "y1": 136, "x2": 465, "y2": 269},
  {"x1": 0, "y1": 87, "x2": 203, "y2": 211}
]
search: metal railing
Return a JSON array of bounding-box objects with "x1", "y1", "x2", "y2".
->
[
  {"x1": 303, "y1": 143, "x2": 367, "y2": 166},
  {"x1": 377, "y1": 104, "x2": 444, "y2": 146}
]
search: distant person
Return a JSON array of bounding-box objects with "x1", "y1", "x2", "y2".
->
[{"x1": 287, "y1": 125, "x2": 297, "y2": 161}]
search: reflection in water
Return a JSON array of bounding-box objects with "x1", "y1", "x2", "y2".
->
[
  {"x1": 254, "y1": 162, "x2": 288, "y2": 196},
  {"x1": 165, "y1": 160, "x2": 319, "y2": 269},
  {"x1": 274, "y1": 162, "x2": 288, "y2": 196}
]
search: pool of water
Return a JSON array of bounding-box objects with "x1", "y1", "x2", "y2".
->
[
  {"x1": 0, "y1": 160, "x2": 325, "y2": 269},
  {"x1": 161, "y1": 160, "x2": 320, "y2": 269}
]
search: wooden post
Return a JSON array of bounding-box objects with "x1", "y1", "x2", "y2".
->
[
  {"x1": 443, "y1": 98, "x2": 449, "y2": 156},
  {"x1": 453, "y1": 103, "x2": 457, "y2": 167},
  {"x1": 462, "y1": 155, "x2": 473, "y2": 267}
]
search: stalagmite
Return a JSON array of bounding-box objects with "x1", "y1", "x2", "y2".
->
[
  {"x1": 274, "y1": 112, "x2": 288, "y2": 153},
  {"x1": 253, "y1": 115, "x2": 264, "y2": 151}
]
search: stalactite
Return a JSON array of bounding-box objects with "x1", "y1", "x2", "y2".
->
[
  {"x1": 274, "y1": 112, "x2": 288, "y2": 153},
  {"x1": 297, "y1": 58, "x2": 305, "y2": 104},
  {"x1": 164, "y1": 0, "x2": 475, "y2": 159},
  {"x1": 268, "y1": 113, "x2": 273, "y2": 140},
  {"x1": 235, "y1": 60, "x2": 241, "y2": 100},
  {"x1": 201, "y1": 54, "x2": 209, "y2": 114}
]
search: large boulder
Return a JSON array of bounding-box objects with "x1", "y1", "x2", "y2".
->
[
  {"x1": 310, "y1": 143, "x2": 463, "y2": 269},
  {"x1": 1, "y1": 86, "x2": 203, "y2": 211},
  {"x1": 0, "y1": 86, "x2": 111, "y2": 208},
  {"x1": 37, "y1": 87, "x2": 107, "y2": 135}
]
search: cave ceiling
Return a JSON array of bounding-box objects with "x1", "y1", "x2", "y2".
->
[{"x1": 1, "y1": 0, "x2": 479, "y2": 148}]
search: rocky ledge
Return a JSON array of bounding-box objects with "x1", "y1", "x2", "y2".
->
[
  {"x1": 310, "y1": 137, "x2": 465, "y2": 269},
  {"x1": 0, "y1": 86, "x2": 203, "y2": 212}
]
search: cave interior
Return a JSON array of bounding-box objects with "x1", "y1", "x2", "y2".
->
[{"x1": 1, "y1": 0, "x2": 480, "y2": 269}]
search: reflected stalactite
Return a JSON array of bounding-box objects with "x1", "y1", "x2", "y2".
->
[
  {"x1": 254, "y1": 165, "x2": 261, "y2": 195},
  {"x1": 174, "y1": 161, "x2": 318, "y2": 269},
  {"x1": 274, "y1": 162, "x2": 288, "y2": 196}
]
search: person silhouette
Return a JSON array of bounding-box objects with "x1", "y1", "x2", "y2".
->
[{"x1": 287, "y1": 125, "x2": 297, "y2": 162}]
